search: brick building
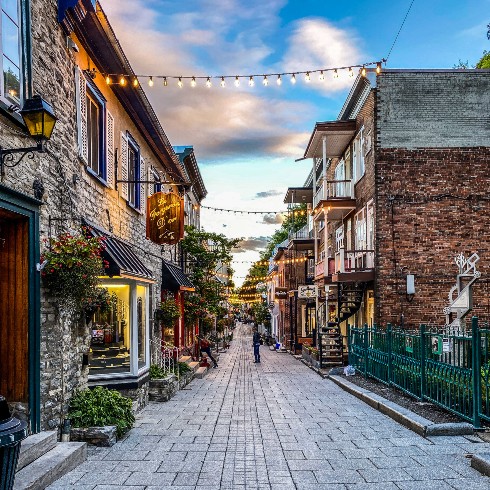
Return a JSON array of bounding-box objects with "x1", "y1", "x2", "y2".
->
[
  {"x1": 0, "y1": 0, "x2": 199, "y2": 434},
  {"x1": 299, "y1": 69, "x2": 490, "y2": 365}
]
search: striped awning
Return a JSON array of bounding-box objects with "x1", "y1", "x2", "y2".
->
[{"x1": 162, "y1": 260, "x2": 195, "y2": 292}]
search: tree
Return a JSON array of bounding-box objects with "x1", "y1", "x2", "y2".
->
[
  {"x1": 476, "y1": 22, "x2": 490, "y2": 68},
  {"x1": 181, "y1": 226, "x2": 239, "y2": 324}
]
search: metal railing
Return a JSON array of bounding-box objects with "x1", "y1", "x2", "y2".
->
[
  {"x1": 150, "y1": 339, "x2": 182, "y2": 380},
  {"x1": 289, "y1": 224, "x2": 311, "y2": 240},
  {"x1": 313, "y1": 179, "x2": 354, "y2": 208},
  {"x1": 347, "y1": 317, "x2": 490, "y2": 427},
  {"x1": 334, "y1": 249, "x2": 374, "y2": 273}
]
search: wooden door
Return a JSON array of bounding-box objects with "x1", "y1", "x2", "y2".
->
[{"x1": 0, "y1": 208, "x2": 28, "y2": 403}]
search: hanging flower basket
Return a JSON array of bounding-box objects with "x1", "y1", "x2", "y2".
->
[
  {"x1": 41, "y1": 229, "x2": 107, "y2": 313},
  {"x1": 155, "y1": 297, "x2": 181, "y2": 326}
]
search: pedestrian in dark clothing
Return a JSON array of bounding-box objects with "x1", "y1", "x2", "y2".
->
[
  {"x1": 198, "y1": 336, "x2": 218, "y2": 368},
  {"x1": 253, "y1": 329, "x2": 261, "y2": 363}
]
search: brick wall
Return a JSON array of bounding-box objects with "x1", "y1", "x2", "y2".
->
[
  {"x1": 376, "y1": 70, "x2": 490, "y2": 149},
  {"x1": 375, "y1": 147, "x2": 490, "y2": 328}
]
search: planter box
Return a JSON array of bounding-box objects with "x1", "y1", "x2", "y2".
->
[
  {"x1": 70, "y1": 426, "x2": 117, "y2": 447},
  {"x1": 149, "y1": 374, "x2": 179, "y2": 402}
]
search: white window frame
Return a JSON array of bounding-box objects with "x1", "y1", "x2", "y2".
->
[
  {"x1": 335, "y1": 225, "x2": 344, "y2": 252},
  {"x1": 334, "y1": 160, "x2": 345, "y2": 196},
  {"x1": 367, "y1": 200, "x2": 374, "y2": 250},
  {"x1": 355, "y1": 208, "x2": 367, "y2": 251}
]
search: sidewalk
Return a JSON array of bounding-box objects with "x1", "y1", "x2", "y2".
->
[{"x1": 49, "y1": 323, "x2": 490, "y2": 489}]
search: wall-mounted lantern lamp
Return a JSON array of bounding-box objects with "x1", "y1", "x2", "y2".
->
[{"x1": 0, "y1": 95, "x2": 57, "y2": 177}]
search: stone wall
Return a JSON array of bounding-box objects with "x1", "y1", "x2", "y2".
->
[{"x1": 0, "y1": 0, "x2": 178, "y2": 431}]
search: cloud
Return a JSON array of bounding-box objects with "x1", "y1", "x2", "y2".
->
[
  {"x1": 255, "y1": 190, "x2": 283, "y2": 199},
  {"x1": 261, "y1": 214, "x2": 284, "y2": 225},
  {"x1": 281, "y1": 18, "x2": 364, "y2": 94},
  {"x1": 233, "y1": 236, "x2": 269, "y2": 253}
]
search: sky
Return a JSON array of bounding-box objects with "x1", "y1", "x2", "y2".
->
[{"x1": 102, "y1": 0, "x2": 489, "y2": 284}]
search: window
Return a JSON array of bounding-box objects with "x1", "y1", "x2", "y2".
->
[
  {"x1": 1, "y1": 0, "x2": 21, "y2": 105},
  {"x1": 89, "y1": 281, "x2": 150, "y2": 377},
  {"x1": 334, "y1": 160, "x2": 345, "y2": 196},
  {"x1": 367, "y1": 200, "x2": 374, "y2": 250},
  {"x1": 127, "y1": 134, "x2": 140, "y2": 209},
  {"x1": 86, "y1": 86, "x2": 105, "y2": 179},
  {"x1": 352, "y1": 127, "x2": 365, "y2": 183},
  {"x1": 335, "y1": 225, "x2": 344, "y2": 252},
  {"x1": 355, "y1": 208, "x2": 367, "y2": 250}
]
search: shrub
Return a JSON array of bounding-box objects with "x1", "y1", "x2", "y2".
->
[
  {"x1": 149, "y1": 364, "x2": 169, "y2": 379},
  {"x1": 155, "y1": 297, "x2": 181, "y2": 326},
  {"x1": 69, "y1": 386, "x2": 134, "y2": 438}
]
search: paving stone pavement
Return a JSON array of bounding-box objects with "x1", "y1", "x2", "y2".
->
[{"x1": 48, "y1": 323, "x2": 490, "y2": 489}]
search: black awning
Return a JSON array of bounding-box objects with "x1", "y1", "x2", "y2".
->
[
  {"x1": 83, "y1": 219, "x2": 155, "y2": 282},
  {"x1": 162, "y1": 261, "x2": 195, "y2": 292}
]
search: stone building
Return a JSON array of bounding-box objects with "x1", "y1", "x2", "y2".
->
[
  {"x1": 0, "y1": 0, "x2": 197, "y2": 434},
  {"x1": 299, "y1": 69, "x2": 490, "y2": 364}
]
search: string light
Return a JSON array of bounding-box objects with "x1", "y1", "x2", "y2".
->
[
  {"x1": 249, "y1": 76, "x2": 255, "y2": 87},
  {"x1": 178, "y1": 77, "x2": 183, "y2": 88},
  {"x1": 148, "y1": 76, "x2": 154, "y2": 87},
  {"x1": 234, "y1": 76, "x2": 240, "y2": 87},
  {"x1": 98, "y1": 60, "x2": 384, "y2": 90},
  {"x1": 132, "y1": 78, "x2": 139, "y2": 87},
  {"x1": 201, "y1": 205, "x2": 287, "y2": 214},
  {"x1": 206, "y1": 77, "x2": 212, "y2": 88}
]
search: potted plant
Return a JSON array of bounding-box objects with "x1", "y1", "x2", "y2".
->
[
  {"x1": 41, "y1": 229, "x2": 108, "y2": 314},
  {"x1": 149, "y1": 364, "x2": 179, "y2": 402},
  {"x1": 68, "y1": 386, "x2": 134, "y2": 446},
  {"x1": 155, "y1": 297, "x2": 181, "y2": 326}
]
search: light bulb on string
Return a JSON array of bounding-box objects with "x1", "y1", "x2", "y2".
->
[
  {"x1": 349, "y1": 67, "x2": 354, "y2": 77},
  {"x1": 163, "y1": 77, "x2": 168, "y2": 87},
  {"x1": 119, "y1": 76, "x2": 126, "y2": 86},
  {"x1": 190, "y1": 76, "x2": 197, "y2": 87},
  {"x1": 291, "y1": 73, "x2": 296, "y2": 84},
  {"x1": 276, "y1": 75, "x2": 282, "y2": 85},
  {"x1": 249, "y1": 76, "x2": 254, "y2": 87},
  {"x1": 178, "y1": 77, "x2": 183, "y2": 88},
  {"x1": 319, "y1": 70, "x2": 325, "y2": 81},
  {"x1": 132, "y1": 78, "x2": 139, "y2": 87},
  {"x1": 305, "y1": 71, "x2": 311, "y2": 83},
  {"x1": 220, "y1": 77, "x2": 226, "y2": 87},
  {"x1": 263, "y1": 75, "x2": 268, "y2": 86},
  {"x1": 206, "y1": 77, "x2": 212, "y2": 88},
  {"x1": 376, "y1": 62, "x2": 382, "y2": 74},
  {"x1": 361, "y1": 66, "x2": 366, "y2": 77},
  {"x1": 105, "y1": 75, "x2": 111, "y2": 85},
  {"x1": 148, "y1": 76, "x2": 154, "y2": 87},
  {"x1": 234, "y1": 76, "x2": 240, "y2": 87},
  {"x1": 333, "y1": 69, "x2": 339, "y2": 79}
]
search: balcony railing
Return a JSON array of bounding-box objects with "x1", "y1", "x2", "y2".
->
[
  {"x1": 289, "y1": 224, "x2": 311, "y2": 240},
  {"x1": 313, "y1": 179, "x2": 354, "y2": 208},
  {"x1": 334, "y1": 248, "x2": 374, "y2": 273}
]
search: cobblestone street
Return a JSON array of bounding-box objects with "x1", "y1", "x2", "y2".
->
[{"x1": 49, "y1": 323, "x2": 490, "y2": 489}]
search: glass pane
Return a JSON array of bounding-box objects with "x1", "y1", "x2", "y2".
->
[
  {"x1": 89, "y1": 285, "x2": 131, "y2": 375},
  {"x1": 87, "y1": 96, "x2": 99, "y2": 174},
  {"x1": 3, "y1": 55, "x2": 19, "y2": 103},
  {"x1": 136, "y1": 285, "x2": 147, "y2": 369},
  {"x1": 2, "y1": 1, "x2": 18, "y2": 23},
  {"x1": 2, "y1": 13, "x2": 19, "y2": 67},
  {"x1": 128, "y1": 147, "x2": 135, "y2": 204}
]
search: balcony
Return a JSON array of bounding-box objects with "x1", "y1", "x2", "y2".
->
[
  {"x1": 313, "y1": 179, "x2": 356, "y2": 220},
  {"x1": 288, "y1": 224, "x2": 317, "y2": 251},
  {"x1": 332, "y1": 248, "x2": 375, "y2": 282},
  {"x1": 314, "y1": 257, "x2": 335, "y2": 282}
]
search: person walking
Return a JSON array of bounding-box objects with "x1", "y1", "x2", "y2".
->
[
  {"x1": 253, "y1": 328, "x2": 261, "y2": 363},
  {"x1": 198, "y1": 336, "x2": 218, "y2": 368}
]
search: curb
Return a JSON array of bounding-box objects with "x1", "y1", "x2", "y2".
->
[
  {"x1": 471, "y1": 453, "x2": 490, "y2": 476},
  {"x1": 328, "y1": 374, "x2": 474, "y2": 438}
]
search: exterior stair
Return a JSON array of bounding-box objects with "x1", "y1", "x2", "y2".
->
[{"x1": 13, "y1": 431, "x2": 86, "y2": 490}]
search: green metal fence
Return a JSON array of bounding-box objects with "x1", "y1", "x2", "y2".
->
[{"x1": 347, "y1": 317, "x2": 490, "y2": 427}]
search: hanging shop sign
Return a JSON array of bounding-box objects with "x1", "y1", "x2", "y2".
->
[
  {"x1": 298, "y1": 285, "x2": 318, "y2": 299},
  {"x1": 146, "y1": 191, "x2": 184, "y2": 245}
]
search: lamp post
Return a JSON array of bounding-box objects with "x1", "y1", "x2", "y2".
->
[{"x1": 0, "y1": 95, "x2": 57, "y2": 178}]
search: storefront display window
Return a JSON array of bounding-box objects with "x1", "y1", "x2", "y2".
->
[{"x1": 89, "y1": 281, "x2": 149, "y2": 377}]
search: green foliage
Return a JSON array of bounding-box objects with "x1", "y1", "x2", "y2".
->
[
  {"x1": 155, "y1": 297, "x2": 181, "y2": 326},
  {"x1": 251, "y1": 301, "x2": 271, "y2": 328},
  {"x1": 150, "y1": 361, "x2": 192, "y2": 379},
  {"x1": 476, "y1": 51, "x2": 490, "y2": 69},
  {"x1": 69, "y1": 386, "x2": 135, "y2": 438},
  {"x1": 42, "y1": 229, "x2": 106, "y2": 313},
  {"x1": 149, "y1": 364, "x2": 168, "y2": 379}
]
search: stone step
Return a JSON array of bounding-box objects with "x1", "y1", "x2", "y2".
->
[
  {"x1": 195, "y1": 366, "x2": 208, "y2": 378},
  {"x1": 17, "y1": 431, "x2": 57, "y2": 471},
  {"x1": 188, "y1": 361, "x2": 200, "y2": 372},
  {"x1": 179, "y1": 356, "x2": 192, "y2": 364},
  {"x1": 14, "y1": 442, "x2": 87, "y2": 490}
]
